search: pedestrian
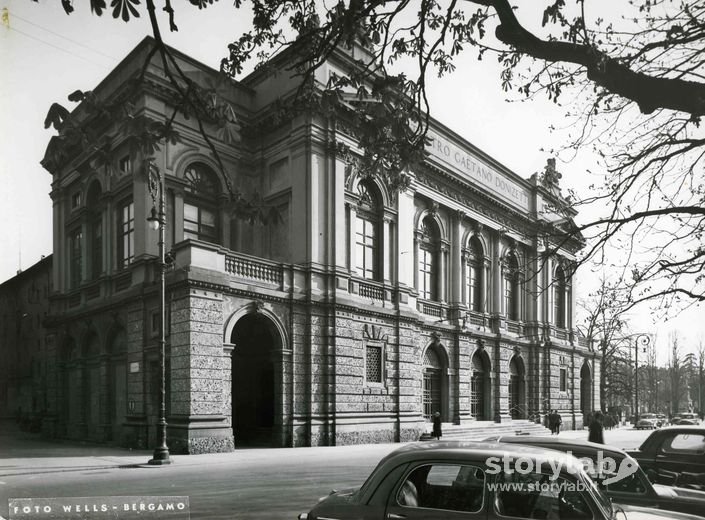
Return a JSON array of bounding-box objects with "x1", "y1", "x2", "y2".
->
[
  {"x1": 555, "y1": 410, "x2": 562, "y2": 435},
  {"x1": 432, "y1": 411, "x2": 442, "y2": 440},
  {"x1": 549, "y1": 410, "x2": 559, "y2": 434},
  {"x1": 588, "y1": 410, "x2": 605, "y2": 444}
]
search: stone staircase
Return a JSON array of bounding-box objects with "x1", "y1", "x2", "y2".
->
[{"x1": 420, "y1": 420, "x2": 552, "y2": 441}]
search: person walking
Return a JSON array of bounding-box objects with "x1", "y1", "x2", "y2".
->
[
  {"x1": 555, "y1": 410, "x2": 563, "y2": 435},
  {"x1": 549, "y1": 410, "x2": 558, "y2": 434},
  {"x1": 588, "y1": 410, "x2": 605, "y2": 444},
  {"x1": 432, "y1": 412, "x2": 442, "y2": 440}
]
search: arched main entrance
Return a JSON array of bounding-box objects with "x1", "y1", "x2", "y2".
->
[
  {"x1": 82, "y1": 331, "x2": 101, "y2": 440},
  {"x1": 471, "y1": 350, "x2": 490, "y2": 420},
  {"x1": 107, "y1": 328, "x2": 127, "y2": 443},
  {"x1": 231, "y1": 313, "x2": 280, "y2": 446},
  {"x1": 581, "y1": 362, "x2": 592, "y2": 415},
  {"x1": 508, "y1": 356, "x2": 526, "y2": 419},
  {"x1": 423, "y1": 348, "x2": 443, "y2": 420}
]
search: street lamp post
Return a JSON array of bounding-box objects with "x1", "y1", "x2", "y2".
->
[
  {"x1": 147, "y1": 162, "x2": 171, "y2": 466},
  {"x1": 634, "y1": 334, "x2": 650, "y2": 423}
]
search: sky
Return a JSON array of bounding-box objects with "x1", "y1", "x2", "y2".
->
[{"x1": 1, "y1": 0, "x2": 702, "y2": 362}]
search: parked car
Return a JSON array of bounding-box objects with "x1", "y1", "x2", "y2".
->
[
  {"x1": 483, "y1": 435, "x2": 705, "y2": 517},
  {"x1": 637, "y1": 414, "x2": 661, "y2": 430},
  {"x1": 656, "y1": 414, "x2": 668, "y2": 427},
  {"x1": 672, "y1": 414, "x2": 701, "y2": 426},
  {"x1": 627, "y1": 426, "x2": 705, "y2": 490},
  {"x1": 297, "y1": 441, "x2": 705, "y2": 520}
]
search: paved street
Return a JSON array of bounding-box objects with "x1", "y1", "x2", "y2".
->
[{"x1": 0, "y1": 425, "x2": 651, "y2": 519}]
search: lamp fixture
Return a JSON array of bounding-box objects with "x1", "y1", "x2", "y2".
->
[{"x1": 147, "y1": 207, "x2": 160, "y2": 231}]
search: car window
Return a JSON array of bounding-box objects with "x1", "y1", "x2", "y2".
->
[
  {"x1": 579, "y1": 456, "x2": 648, "y2": 495},
  {"x1": 604, "y1": 471, "x2": 648, "y2": 494},
  {"x1": 494, "y1": 472, "x2": 593, "y2": 520},
  {"x1": 396, "y1": 463, "x2": 485, "y2": 513},
  {"x1": 661, "y1": 433, "x2": 705, "y2": 454}
]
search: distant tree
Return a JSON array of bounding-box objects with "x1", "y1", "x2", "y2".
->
[
  {"x1": 691, "y1": 340, "x2": 705, "y2": 416},
  {"x1": 39, "y1": 1, "x2": 705, "y2": 313},
  {"x1": 667, "y1": 332, "x2": 693, "y2": 414},
  {"x1": 578, "y1": 275, "x2": 627, "y2": 411}
]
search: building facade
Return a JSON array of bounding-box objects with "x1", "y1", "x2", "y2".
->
[
  {"x1": 34, "y1": 38, "x2": 599, "y2": 453},
  {"x1": 0, "y1": 256, "x2": 52, "y2": 424}
]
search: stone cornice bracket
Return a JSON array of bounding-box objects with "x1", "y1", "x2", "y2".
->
[
  {"x1": 477, "y1": 339, "x2": 485, "y2": 351},
  {"x1": 430, "y1": 331, "x2": 442, "y2": 347},
  {"x1": 473, "y1": 221, "x2": 484, "y2": 236},
  {"x1": 251, "y1": 300, "x2": 265, "y2": 313},
  {"x1": 428, "y1": 201, "x2": 440, "y2": 217}
]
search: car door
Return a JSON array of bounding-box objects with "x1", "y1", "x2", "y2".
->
[
  {"x1": 490, "y1": 471, "x2": 599, "y2": 520},
  {"x1": 384, "y1": 462, "x2": 488, "y2": 520},
  {"x1": 653, "y1": 431, "x2": 705, "y2": 476}
]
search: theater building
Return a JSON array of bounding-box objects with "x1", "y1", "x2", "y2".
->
[{"x1": 35, "y1": 37, "x2": 598, "y2": 453}]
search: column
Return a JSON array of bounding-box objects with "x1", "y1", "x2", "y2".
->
[
  {"x1": 348, "y1": 203, "x2": 357, "y2": 275},
  {"x1": 492, "y1": 233, "x2": 502, "y2": 315},
  {"x1": 450, "y1": 212, "x2": 463, "y2": 306},
  {"x1": 439, "y1": 241, "x2": 449, "y2": 303},
  {"x1": 383, "y1": 216, "x2": 393, "y2": 282}
]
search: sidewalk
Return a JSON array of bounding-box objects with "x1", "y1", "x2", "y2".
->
[
  {"x1": 0, "y1": 423, "x2": 402, "y2": 479},
  {"x1": 0, "y1": 422, "x2": 636, "y2": 479}
]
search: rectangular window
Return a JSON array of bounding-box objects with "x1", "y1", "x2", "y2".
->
[
  {"x1": 419, "y1": 248, "x2": 434, "y2": 300},
  {"x1": 118, "y1": 201, "x2": 135, "y2": 268},
  {"x1": 559, "y1": 367, "x2": 567, "y2": 392},
  {"x1": 184, "y1": 203, "x2": 217, "y2": 243},
  {"x1": 366, "y1": 344, "x2": 383, "y2": 384},
  {"x1": 91, "y1": 218, "x2": 102, "y2": 279},
  {"x1": 355, "y1": 216, "x2": 377, "y2": 279},
  {"x1": 69, "y1": 229, "x2": 83, "y2": 288},
  {"x1": 554, "y1": 285, "x2": 566, "y2": 328},
  {"x1": 118, "y1": 155, "x2": 131, "y2": 175},
  {"x1": 71, "y1": 192, "x2": 82, "y2": 209},
  {"x1": 466, "y1": 262, "x2": 482, "y2": 312}
]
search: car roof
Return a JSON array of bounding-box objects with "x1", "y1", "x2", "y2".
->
[
  {"x1": 491, "y1": 436, "x2": 628, "y2": 458},
  {"x1": 653, "y1": 425, "x2": 704, "y2": 432},
  {"x1": 382, "y1": 441, "x2": 587, "y2": 473}
]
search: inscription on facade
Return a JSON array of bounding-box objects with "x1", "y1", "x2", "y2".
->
[{"x1": 427, "y1": 131, "x2": 530, "y2": 211}]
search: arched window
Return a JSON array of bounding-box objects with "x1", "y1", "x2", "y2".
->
[
  {"x1": 418, "y1": 217, "x2": 440, "y2": 301},
  {"x1": 504, "y1": 252, "x2": 520, "y2": 321},
  {"x1": 554, "y1": 266, "x2": 567, "y2": 328},
  {"x1": 354, "y1": 182, "x2": 381, "y2": 280},
  {"x1": 86, "y1": 182, "x2": 102, "y2": 280},
  {"x1": 465, "y1": 236, "x2": 484, "y2": 312},
  {"x1": 183, "y1": 163, "x2": 220, "y2": 244},
  {"x1": 471, "y1": 351, "x2": 489, "y2": 420},
  {"x1": 423, "y1": 347, "x2": 443, "y2": 420}
]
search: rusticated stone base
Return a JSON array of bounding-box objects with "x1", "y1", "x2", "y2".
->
[
  {"x1": 169, "y1": 433, "x2": 235, "y2": 454},
  {"x1": 335, "y1": 429, "x2": 396, "y2": 445},
  {"x1": 400, "y1": 427, "x2": 423, "y2": 443}
]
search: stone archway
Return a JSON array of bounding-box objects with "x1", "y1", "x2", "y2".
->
[
  {"x1": 423, "y1": 347, "x2": 444, "y2": 420},
  {"x1": 581, "y1": 362, "x2": 593, "y2": 416},
  {"x1": 82, "y1": 331, "x2": 102, "y2": 440},
  {"x1": 230, "y1": 313, "x2": 282, "y2": 447},
  {"x1": 106, "y1": 328, "x2": 127, "y2": 443},
  {"x1": 471, "y1": 350, "x2": 491, "y2": 420},
  {"x1": 508, "y1": 356, "x2": 526, "y2": 419}
]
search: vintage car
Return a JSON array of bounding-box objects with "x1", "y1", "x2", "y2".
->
[
  {"x1": 297, "y1": 441, "x2": 705, "y2": 520},
  {"x1": 672, "y1": 414, "x2": 701, "y2": 426},
  {"x1": 636, "y1": 414, "x2": 660, "y2": 430},
  {"x1": 627, "y1": 426, "x2": 705, "y2": 490},
  {"x1": 484, "y1": 435, "x2": 705, "y2": 517}
]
